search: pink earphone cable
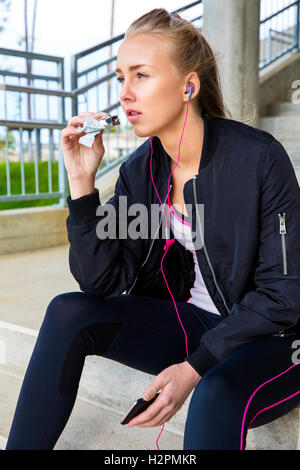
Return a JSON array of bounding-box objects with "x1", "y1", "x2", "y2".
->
[{"x1": 149, "y1": 85, "x2": 194, "y2": 449}]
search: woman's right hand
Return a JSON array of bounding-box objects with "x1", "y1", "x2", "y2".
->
[{"x1": 61, "y1": 111, "x2": 109, "y2": 181}]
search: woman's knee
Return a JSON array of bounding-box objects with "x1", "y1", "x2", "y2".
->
[
  {"x1": 196, "y1": 365, "x2": 237, "y2": 405},
  {"x1": 44, "y1": 292, "x2": 87, "y2": 330}
]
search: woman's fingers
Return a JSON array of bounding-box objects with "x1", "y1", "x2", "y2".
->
[
  {"x1": 132, "y1": 407, "x2": 174, "y2": 428},
  {"x1": 67, "y1": 116, "x2": 84, "y2": 128},
  {"x1": 67, "y1": 112, "x2": 109, "y2": 128},
  {"x1": 79, "y1": 111, "x2": 108, "y2": 119},
  {"x1": 128, "y1": 396, "x2": 168, "y2": 427},
  {"x1": 63, "y1": 112, "x2": 108, "y2": 145},
  {"x1": 61, "y1": 125, "x2": 85, "y2": 143},
  {"x1": 62, "y1": 125, "x2": 84, "y2": 136}
]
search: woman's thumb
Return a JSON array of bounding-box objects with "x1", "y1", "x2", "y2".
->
[{"x1": 143, "y1": 384, "x2": 158, "y2": 401}]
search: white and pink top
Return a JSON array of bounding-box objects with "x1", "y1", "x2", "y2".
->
[{"x1": 167, "y1": 199, "x2": 222, "y2": 316}]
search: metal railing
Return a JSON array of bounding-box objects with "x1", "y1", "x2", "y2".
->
[
  {"x1": 0, "y1": 1, "x2": 203, "y2": 209},
  {"x1": 1, "y1": 0, "x2": 300, "y2": 208},
  {"x1": 0, "y1": 48, "x2": 69, "y2": 206},
  {"x1": 260, "y1": 0, "x2": 300, "y2": 70}
]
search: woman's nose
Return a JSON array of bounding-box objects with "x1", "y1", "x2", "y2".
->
[{"x1": 120, "y1": 81, "x2": 134, "y2": 102}]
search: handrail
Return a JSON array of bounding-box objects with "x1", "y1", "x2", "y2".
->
[
  {"x1": 0, "y1": 69, "x2": 116, "y2": 98},
  {"x1": 260, "y1": 0, "x2": 299, "y2": 25},
  {"x1": 0, "y1": 119, "x2": 65, "y2": 130},
  {"x1": 1, "y1": 0, "x2": 299, "y2": 210},
  {"x1": 0, "y1": 47, "x2": 63, "y2": 62},
  {"x1": 260, "y1": 0, "x2": 300, "y2": 69}
]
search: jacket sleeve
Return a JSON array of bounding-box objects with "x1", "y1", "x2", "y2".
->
[
  {"x1": 185, "y1": 139, "x2": 300, "y2": 376},
  {"x1": 66, "y1": 160, "x2": 144, "y2": 297}
]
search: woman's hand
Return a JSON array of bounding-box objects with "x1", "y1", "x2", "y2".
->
[
  {"x1": 127, "y1": 362, "x2": 201, "y2": 428},
  {"x1": 61, "y1": 111, "x2": 109, "y2": 181}
]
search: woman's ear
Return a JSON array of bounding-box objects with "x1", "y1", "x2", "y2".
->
[{"x1": 183, "y1": 73, "x2": 200, "y2": 102}]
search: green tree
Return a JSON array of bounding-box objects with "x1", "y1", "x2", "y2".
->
[{"x1": 0, "y1": 131, "x2": 16, "y2": 151}]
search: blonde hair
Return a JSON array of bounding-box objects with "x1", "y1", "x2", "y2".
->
[{"x1": 125, "y1": 8, "x2": 232, "y2": 120}]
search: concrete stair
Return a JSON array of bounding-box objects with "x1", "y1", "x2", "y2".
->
[
  {"x1": 0, "y1": 368, "x2": 183, "y2": 450},
  {"x1": 0, "y1": 245, "x2": 184, "y2": 450},
  {"x1": 0, "y1": 245, "x2": 299, "y2": 450},
  {"x1": 265, "y1": 102, "x2": 300, "y2": 117},
  {"x1": 259, "y1": 102, "x2": 300, "y2": 183}
]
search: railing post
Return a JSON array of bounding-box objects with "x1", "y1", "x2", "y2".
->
[
  {"x1": 58, "y1": 90, "x2": 68, "y2": 207},
  {"x1": 71, "y1": 54, "x2": 78, "y2": 117},
  {"x1": 58, "y1": 56, "x2": 68, "y2": 207},
  {"x1": 36, "y1": 128, "x2": 41, "y2": 161},
  {"x1": 268, "y1": 28, "x2": 272, "y2": 63},
  {"x1": 58, "y1": 58, "x2": 66, "y2": 124},
  {"x1": 297, "y1": 0, "x2": 300, "y2": 51},
  {"x1": 58, "y1": 143, "x2": 68, "y2": 207}
]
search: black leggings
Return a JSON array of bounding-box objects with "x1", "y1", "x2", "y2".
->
[{"x1": 5, "y1": 292, "x2": 300, "y2": 450}]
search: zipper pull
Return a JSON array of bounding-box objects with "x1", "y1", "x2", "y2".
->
[{"x1": 278, "y1": 212, "x2": 286, "y2": 235}]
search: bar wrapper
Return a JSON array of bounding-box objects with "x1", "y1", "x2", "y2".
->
[{"x1": 77, "y1": 114, "x2": 120, "y2": 148}]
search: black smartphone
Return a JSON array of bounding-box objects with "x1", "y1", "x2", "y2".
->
[{"x1": 120, "y1": 392, "x2": 160, "y2": 425}]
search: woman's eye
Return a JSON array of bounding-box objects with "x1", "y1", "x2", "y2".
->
[{"x1": 116, "y1": 73, "x2": 147, "y2": 83}]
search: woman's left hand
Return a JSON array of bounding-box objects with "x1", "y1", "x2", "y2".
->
[{"x1": 127, "y1": 361, "x2": 201, "y2": 428}]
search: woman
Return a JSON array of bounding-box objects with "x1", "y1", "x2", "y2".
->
[{"x1": 6, "y1": 9, "x2": 300, "y2": 450}]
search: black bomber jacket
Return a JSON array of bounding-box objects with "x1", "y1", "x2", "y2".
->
[{"x1": 66, "y1": 111, "x2": 300, "y2": 376}]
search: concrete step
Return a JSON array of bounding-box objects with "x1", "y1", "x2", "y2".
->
[
  {"x1": 266, "y1": 102, "x2": 300, "y2": 117},
  {"x1": 0, "y1": 319, "x2": 191, "y2": 443},
  {"x1": 0, "y1": 368, "x2": 182, "y2": 450},
  {"x1": 258, "y1": 113, "x2": 300, "y2": 183},
  {"x1": 0, "y1": 245, "x2": 78, "y2": 331},
  {"x1": 1, "y1": 364, "x2": 298, "y2": 450},
  {"x1": 0, "y1": 318, "x2": 299, "y2": 451},
  {"x1": 0, "y1": 244, "x2": 190, "y2": 449},
  {"x1": 0, "y1": 243, "x2": 193, "y2": 445},
  {"x1": 259, "y1": 116, "x2": 300, "y2": 141}
]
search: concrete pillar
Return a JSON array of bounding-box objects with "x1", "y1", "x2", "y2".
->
[{"x1": 203, "y1": 0, "x2": 260, "y2": 127}]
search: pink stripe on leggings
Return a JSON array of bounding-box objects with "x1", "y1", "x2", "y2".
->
[
  {"x1": 240, "y1": 362, "x2": 300, "y2": 450},
  {"x1": 248, "y1": 390, "x2": 300, "y2": 428}
]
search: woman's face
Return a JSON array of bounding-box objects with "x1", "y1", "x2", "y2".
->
[{"x1": 116, "y1": 33, "x2": 185, "y2": 138}]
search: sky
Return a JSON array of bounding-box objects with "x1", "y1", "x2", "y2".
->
[
  {"x1": 1, "y1": 0, "x2": 291, "y2": 58},
  {"x1": 0, "y1": 0, "x2": 294, "y2": 125},
  {"x1": 1, "y1": 0, "x2": 186, "y2": 54},
  {"x1": 0, "y1": 0, "x2": 188, "y2": 88},
  {"x1": 0, "y1": 0, "x2": 197, "y2": 123},
  {"x1": 0, "y1": 0, "x2": 293, "y2": 89}
]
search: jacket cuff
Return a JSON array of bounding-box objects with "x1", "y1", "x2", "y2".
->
[
  {"x1": 67, "y1": 188, "x2": 100, "y2": 226},
  {"x1": 184, "y1": 342, "x2": 220, "y2": 376}
]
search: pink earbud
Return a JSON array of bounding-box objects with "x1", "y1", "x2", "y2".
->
[{"x1": 186, "y1": 85, "x2": 195, "y2": 100}]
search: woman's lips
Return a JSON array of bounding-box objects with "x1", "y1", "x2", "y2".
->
[{"x1": 128, "y1": 113, "x2": 142, "y2": 122}]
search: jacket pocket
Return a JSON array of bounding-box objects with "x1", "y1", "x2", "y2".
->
[{"x1": 274, "y1": 207, "x2": 300, "y2": 275}]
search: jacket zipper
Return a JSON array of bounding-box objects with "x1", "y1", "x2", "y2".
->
[
  {"x1": 127, "y1": 185, "x2": 172, "y2": 294},
  {"x1": 278, "y1": 212, "x2": 287, "y2": 275},
  {"x1": 192, "y1": 176, "x2": 231, "y2": 317},
  {"x1": 263, "y1": 212, "x2": 289, "y2": 338}
]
